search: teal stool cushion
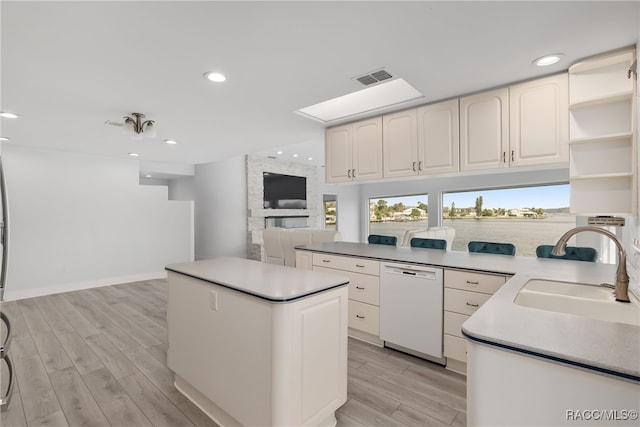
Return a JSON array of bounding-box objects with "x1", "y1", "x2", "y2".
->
[
  {"x1": 468, "y1": 241, "x2": 515, "y2": 256},
  {"x1": 536, "y1": 245, "x2": 597, "y2": 262},
  {"x1": 410, "y1": 238, "x2": 447, "y2": 250},
  {"x1": 368, "y1": 234, "x2": 397, "y2": 246}
]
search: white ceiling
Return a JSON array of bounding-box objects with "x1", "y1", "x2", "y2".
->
[{"x1": 1, "y1": 1, "x2": 638, "y2": 172}]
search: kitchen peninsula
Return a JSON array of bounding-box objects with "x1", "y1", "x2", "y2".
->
[
  {"x1": 165, "y1": 257, "x2": 349, "y2": 427},
  {"x1": 297, "y1": 242, "x2": 640, "y2": 425}
]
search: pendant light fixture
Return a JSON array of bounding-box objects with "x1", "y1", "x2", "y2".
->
[{"x1": 123, "y1": 113, "x2": 156, "y2": 137}]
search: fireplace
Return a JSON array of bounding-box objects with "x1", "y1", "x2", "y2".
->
[{"x1": 265, "y1": 216, "x2": 309, "y2": 229}]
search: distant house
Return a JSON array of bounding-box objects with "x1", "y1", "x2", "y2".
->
[{"x1": 508, "y1": 208, "x2": 542, "y2": 218}]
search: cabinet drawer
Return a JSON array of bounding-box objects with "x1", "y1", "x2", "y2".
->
[
  {"x1": 312, "y1": 253, "x2": 380, "y2": 276},
  {"x1": 444, "y1": 311, "x2": 469, "y2": 338},
  {"x1": 444, "y1": 288, "x2": 491, "y2": 315},
  {"x1": 444, "y1": 270, "x2": 507, "y2": 294},
  {"x1": 444, "y1": 334, "x2": 467, "y2": 362},
  {"x1": 348, "y1": 300, "x2": 380, "y2": 336},
  {"x1": 315, "y1": 266, "x2": 380, "y2": 306}
]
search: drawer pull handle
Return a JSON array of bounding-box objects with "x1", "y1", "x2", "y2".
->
[
  {"x1": 466, "y1": 302, "x2": 479, "y2": 308},
  {"x1": 355, "y1": 286, "x2": 365, "y2": 290},
  {"x1": 355, "y1": 264, "x2": 365, "y2": 268},
  {"x1": 322, "y1": 259, "x2": 331, "y2": 263},
  {"x1": 466, "y1": 280, "x2": 480, "y2": 285},
  {"x1": 356, "y1": 314, "x2": 365, "y2": 319}
]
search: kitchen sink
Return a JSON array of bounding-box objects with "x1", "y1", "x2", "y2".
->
[{"x1": 514, "y1": 279, "x2": 640, "y2": 326}]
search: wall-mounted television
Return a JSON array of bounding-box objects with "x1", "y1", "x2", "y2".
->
[{"x1": 263, "y1": 172, "x2": 307, "y2": 209}]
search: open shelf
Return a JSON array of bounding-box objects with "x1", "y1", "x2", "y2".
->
[
  {"x1": 569, "y1": 99, "x2": 631, "y2": 140},
  {"x1": 569, "y1": 91, "x2": 633, "y2": 110},
  {"x1": 569, "y1": 48, "x2": 634, "y2": 105},
  {"x1": 569, "y1": 131, "x2": 633, "y2": 145},
  {"x1": 568, "y1": 46, "x2": 636, "y2": 216},
  {"x1": 569, "y1": 137, "x2": 632, "y2": 177},
  {"x1": 570, "y1": 172, "x2": 633, "y2": 181},
  {"x1": 570, "y1": 176, "x2": 634, "y2": 215},
  {"x1": 568, "y1": 48, "x2": 635, "y2": 74}
]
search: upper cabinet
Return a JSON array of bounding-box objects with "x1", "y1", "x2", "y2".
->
[
  {"x1": 382, "y1": 100, "x2": 460, "y2": 178},
  {"x1": 509, "y1": 74, "x2": 569, "y2": 167},
  {"x1": 417, "y1": 99, "x2": 460, "y2": 175},
  {"x1": 325, "y1": 117, "x2": 383, "y2": 183},
  {"x1": 460, "y1": 74, "x2": 568, "y2": 171},
  {"x1": 459, "y1": 88, "x2": 509, "y2": 171},
  {"x1": 325, "y1": 72, "x2": 570, "y2": 183},
  {"x1": 382, "y1": 109, "x2": 418, "y2": 178},
  {"x1": 568, "y1": 47, "x2": 637, "y2": 215}
]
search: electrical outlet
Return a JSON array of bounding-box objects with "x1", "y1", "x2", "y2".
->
[{"x1": 209, "y1": 291, "x2": 218, "y2": 311}]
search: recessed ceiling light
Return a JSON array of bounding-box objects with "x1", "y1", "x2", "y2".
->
[
  {"x1": 145, "y1": 174, "x2": 152, "y2": 178},
  {"x1": 0, "y1": 112, "x2": 19, "y2": 119},
  {"x1": 164, "y1": 139, "x2": 177, "y2": 145},
  {"x1": 293, "y1": 154, "x2": 299, "y2": 158},
  {"x1": 128, "y1": 152, "x2": 139, "y2": 157},
  {"x1": 0, "y1": 137, "x2": 9, "y2": 141},
  {"x1": 307, "y1": 157, "x2": 313, "y2": 161},
  {"x1": 277, "y1": 151, "x2": 283, "y2": 155},
  {"x1": 204, "y1": 72, "x2": 226, "y2": 82},
  {"x1": 533, "y1": 54, "x2": 564, "y2": 67}
]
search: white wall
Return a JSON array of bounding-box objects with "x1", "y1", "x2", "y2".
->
[
  {"x1": 169, "y1": 176, "x2": 195, "y2": 201},
  {"x1": 2, "y1": 145, "x2": 194, "y2": 301},
  {"x1": 194, "y1": 156, "x2": 247, "y2": 260}
]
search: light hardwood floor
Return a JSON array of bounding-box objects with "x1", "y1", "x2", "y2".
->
[{"x1": 0, "y1": 279, "x2": 466, "y2": 427}]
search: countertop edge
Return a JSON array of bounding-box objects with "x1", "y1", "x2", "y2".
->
[
  {"x1": 165, "y1": 266, "x2": 348, "y2": 303},
  {"x1": 166, "y1": 257, "x2": 349, "y2": 303}
]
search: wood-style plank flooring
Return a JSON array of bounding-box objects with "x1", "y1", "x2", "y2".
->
[{"x1": 0, "y1": 279, "x2": 465, "y2": 426}]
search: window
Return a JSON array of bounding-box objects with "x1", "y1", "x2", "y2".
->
[
  {"x1": 324, "y1": 195, "x2": 337, "y2": 230},
  {"x1": 369, "y1": 194, "x2": 428, "y2": 244},
  {"x1": 443, "y1": 184, "x2": 576, "y2": 257}
]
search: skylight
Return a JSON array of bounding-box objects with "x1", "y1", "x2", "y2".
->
[{"x1": 296, "y1": 78, "x2": 424, "y2": 123}]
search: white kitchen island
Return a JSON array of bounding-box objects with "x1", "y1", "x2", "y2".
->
[{"x1": 165, "y1": 257, "x2": 349, "y2": 427}]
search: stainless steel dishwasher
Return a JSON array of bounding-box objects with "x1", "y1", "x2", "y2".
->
[{"x1": 380, "y1": 262, "x2": 444, "y2": 364}]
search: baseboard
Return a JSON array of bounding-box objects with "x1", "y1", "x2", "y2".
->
[{"x1": 3, "y1": 271, "x2": 168, "y2": 301}]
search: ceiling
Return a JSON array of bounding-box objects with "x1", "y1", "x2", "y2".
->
[{"x1": 1, "y1": 1, "x2": 638, "y2": 173}]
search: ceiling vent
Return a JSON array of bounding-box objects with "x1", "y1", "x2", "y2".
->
[{"x1": 355, "y1": 69, "x2": 393, "y2": 86}]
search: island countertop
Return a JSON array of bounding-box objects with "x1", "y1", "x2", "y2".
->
[
  {"x1": 166, "y1": 257, "x2": 349, "y2": 302},
  {"x1": 297, "y1": 242, "x2": 639, "y2": 381}
]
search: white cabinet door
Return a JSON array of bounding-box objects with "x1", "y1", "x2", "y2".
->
[
  {"x1": 417, "y1": 99, "x2": 460, "y2": 174},
  {"x1": 460, "y1": 88, "x2": 509, "y2": 171},
  {"x1": 383, "y1": 109, "x2": 418, "y2": 178},
  {"x1": 295, "y1": 250, "x2": 313, "y2": 270},
  {"x1": 352, "y1": 117, "x2": 383, "y2": 181},
  {"x1": 510, "y1": 73, "x2": 568, "y2": 167},
  {"x1": 325, "y1": 125, "x2": 352, "y2": 183}
]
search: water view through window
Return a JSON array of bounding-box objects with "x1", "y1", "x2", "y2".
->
[{"x1": 369, "y1": 184, "x2": 576, "y2": 257}]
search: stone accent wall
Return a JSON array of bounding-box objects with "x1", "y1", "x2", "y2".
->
[{"x1": 246, "y1": 155, "x2": 321, "y2": 260}]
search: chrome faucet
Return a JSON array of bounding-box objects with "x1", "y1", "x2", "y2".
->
[{"x1": 552, "y1": 226, "x2": 630, "y2": 302}]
